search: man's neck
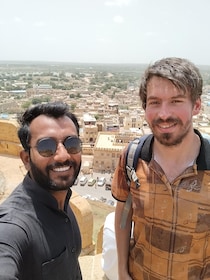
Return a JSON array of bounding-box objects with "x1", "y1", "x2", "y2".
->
[
  {"x1": 153, "y1": 132, "x2": 201, "y2": 182},
  {"x1": 154, "y1": 131, "x2": 199, "y2": 160},
  {"x1": 51, "y1": 190, "x2": 68, "y2": 210}
]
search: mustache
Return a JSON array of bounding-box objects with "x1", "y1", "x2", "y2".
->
[{"x1": 152, "y1": 117, "x2": 182, "y2": 125}]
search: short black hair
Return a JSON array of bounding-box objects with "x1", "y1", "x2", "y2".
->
[{"x1": 18, "y1": 102, "x2": 80, "y2": 151}]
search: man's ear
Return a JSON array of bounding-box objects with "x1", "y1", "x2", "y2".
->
[
  {"x1": 20, "y1": 150, "x2": 31, "y2": 171},
  {"x1": 193, "y1": 97, "x2": 201, "y2": 116}
]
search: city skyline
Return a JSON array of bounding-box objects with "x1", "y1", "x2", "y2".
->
[{"x1": 1, "y1": 0, "x2": 210, "y2": 66}]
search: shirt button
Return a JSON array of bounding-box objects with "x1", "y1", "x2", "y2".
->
[
  {"x1": 71, "y1": 247, "x2": 76, "y2": 253},
  {"x1": 65, "y1": 218, "x2": 69, "y2": 223}
]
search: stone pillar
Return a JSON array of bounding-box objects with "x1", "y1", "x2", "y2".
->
[{"x1": 70, "y1": 191, "x2": 95, "y2": 255}]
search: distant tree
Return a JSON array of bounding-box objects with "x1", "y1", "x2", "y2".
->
[
  {"x1": 5, "y1": 85, "x2": 14, "y2": 91},
  {"x1": 31, "y1": 96, "x2": 51, "y2": 104},
  {"x1": 66, "y1": 84, "x2": 73, "y2": 90},
  {"x1": 62, "y1": 78, "x2": 69, "y2": 82},
  {"x1": 50, "y1": 77, "x2": 59, "y2": 81},
  {"x1": 78, "y1": 73, "x2": 85, "y2": 78},
  {"x1": 59, "y1": 71, "x2": 65, "y2": 79},
  {"x1": 22, "y1": 101, "x2": 31, "y2": 109},
  {"x1": 14, "y1": 95, "x2": 22, "y2": 100},
  {"x1": 111, "y1": 92, "x2": 115, "y2": 99},
  {"x1": 119, "y1": 105, "x2": 129, "y2": 110},
  {"x1": 71, "y1": 103, "x2": 76, "y2": 111},
  {"x1": 27, "y1": 82, "x2": 33, "y2": 88},
  {"x1": 32, "y1": 98, "x2": 43, "y2": 104},
  {"x1": 51, "y1": 82, "x2": 56, "y2": 88}
]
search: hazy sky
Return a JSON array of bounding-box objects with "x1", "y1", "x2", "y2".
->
[{"x1": 1, "y1": 0, "x2": 210, "y2": 65}]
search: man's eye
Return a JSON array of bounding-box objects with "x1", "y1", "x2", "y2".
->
[
  {"x1": 148, "y1": 101, "x2": 160, "y2": 106},
  {"x1": 172, "y1": 100, "x2": 182, "y2": 103}
]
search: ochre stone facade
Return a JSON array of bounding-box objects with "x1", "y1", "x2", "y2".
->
[{"x1": 0, "y1": 120, "x2": 22, "y2": 156}]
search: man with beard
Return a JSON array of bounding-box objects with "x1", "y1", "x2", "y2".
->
[
  {"x1": 0, "y1": 102, "x2": 83, "y2": 279},
  {"x1": 112, "y1": 57, "x2": 210, "y2": 279}
]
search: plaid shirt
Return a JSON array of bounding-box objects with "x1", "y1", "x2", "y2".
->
[{"x1": 112, "y1": 137, "x2": 210, "y2": 280}]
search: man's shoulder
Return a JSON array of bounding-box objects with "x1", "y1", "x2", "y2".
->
[
  {"x1": 0, "y1": 183, "x2": 32, "y2": 219},
  {"x1": 125, "y1": 134, "x2": 154, "y2": 164},
  {"x1": 201, "y1": 133, "x2": 210, "y2": 144}
]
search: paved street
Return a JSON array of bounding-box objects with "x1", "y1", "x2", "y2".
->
[{"x1": 72, "y1": 171, "x2": 115, "y2": 206}]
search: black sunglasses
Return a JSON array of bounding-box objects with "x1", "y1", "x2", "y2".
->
[{"x1": 30, "y1": 136, "x2": 82, "y2": 157}]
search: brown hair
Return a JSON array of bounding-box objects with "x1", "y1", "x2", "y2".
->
[{"x1": 139, "y1": 57, "x2": 203, "y2": 110}]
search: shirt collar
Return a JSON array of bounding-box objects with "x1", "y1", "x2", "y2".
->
[
  {"x1": 23, "y1": 173, "x2": 72, "y2": 212},
  {"x1": 142, "y1": 129, "x2": 208, "y2": 170}
]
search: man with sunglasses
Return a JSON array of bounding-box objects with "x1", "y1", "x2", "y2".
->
[{"x1": 0, "y1": 102, "x2": 83, "y2": 279}]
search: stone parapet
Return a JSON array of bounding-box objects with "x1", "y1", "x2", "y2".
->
[
  {"x1": 0, "y1": 120, "x2": 22, "y2": 156},
  {"x1": 70, "y1": 191, "x2": 95, "y2": 255}
]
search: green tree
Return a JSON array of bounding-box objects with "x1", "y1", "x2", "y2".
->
[
  {"x1": 22, "y1": 101, "x2": 31, "y2": 109},
  {"x1": 71, "y1": 103, "x2": 76, "y2": 111}
]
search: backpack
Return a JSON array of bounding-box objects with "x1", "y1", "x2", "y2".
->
[{"x1": 120, "y1": 131, "x2": 210, "y2": 229}]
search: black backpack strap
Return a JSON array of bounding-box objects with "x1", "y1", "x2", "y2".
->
[
  {"x1": 202, "y1": 137, "x2": 210, "y2": 169},
  {"x1": 120, "y1": 134, "x2": 153, "y2": 229},
  {"x1": 120, "y1": 192, "x2": 132, "y2": 229},
  {"x1": 125, "y1": 134, "x2": 153, "y2": 188},
  {"x1": 125, "y1": 135, "x2": 149, "y2": 189},
  {"x1": 195, "y1": 130, "x2": 210, "y2": 170}
]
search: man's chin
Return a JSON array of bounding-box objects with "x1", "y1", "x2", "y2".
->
[
  {"x1": 157, "y1": 134, "x2": 185, "y2": 147},
  {"x1": 47, "y1": 182, "x2": 71, "y2": 191},
  {"x1": 48, "y1": 177, "x2": 76, "y2": 190}
]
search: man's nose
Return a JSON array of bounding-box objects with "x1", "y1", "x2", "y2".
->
[
  {"x1": 54, "y1": 143, "x2": 70, "y2": 161},
  {"x1": 158, "y1": 103, "x2": 171, "y2": 120}
]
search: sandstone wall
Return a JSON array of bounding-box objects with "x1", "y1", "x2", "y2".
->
[{"x1": 0, "y1": 120, "x2": 22, "y2": 156}]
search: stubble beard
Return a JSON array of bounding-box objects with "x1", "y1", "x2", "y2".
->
[
  {"x1": 150, "y1": 118, "x2": 192, "y2": 147},
  {"x1": 29, "y1": 159, "x2": 81, "y2": 192}
]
